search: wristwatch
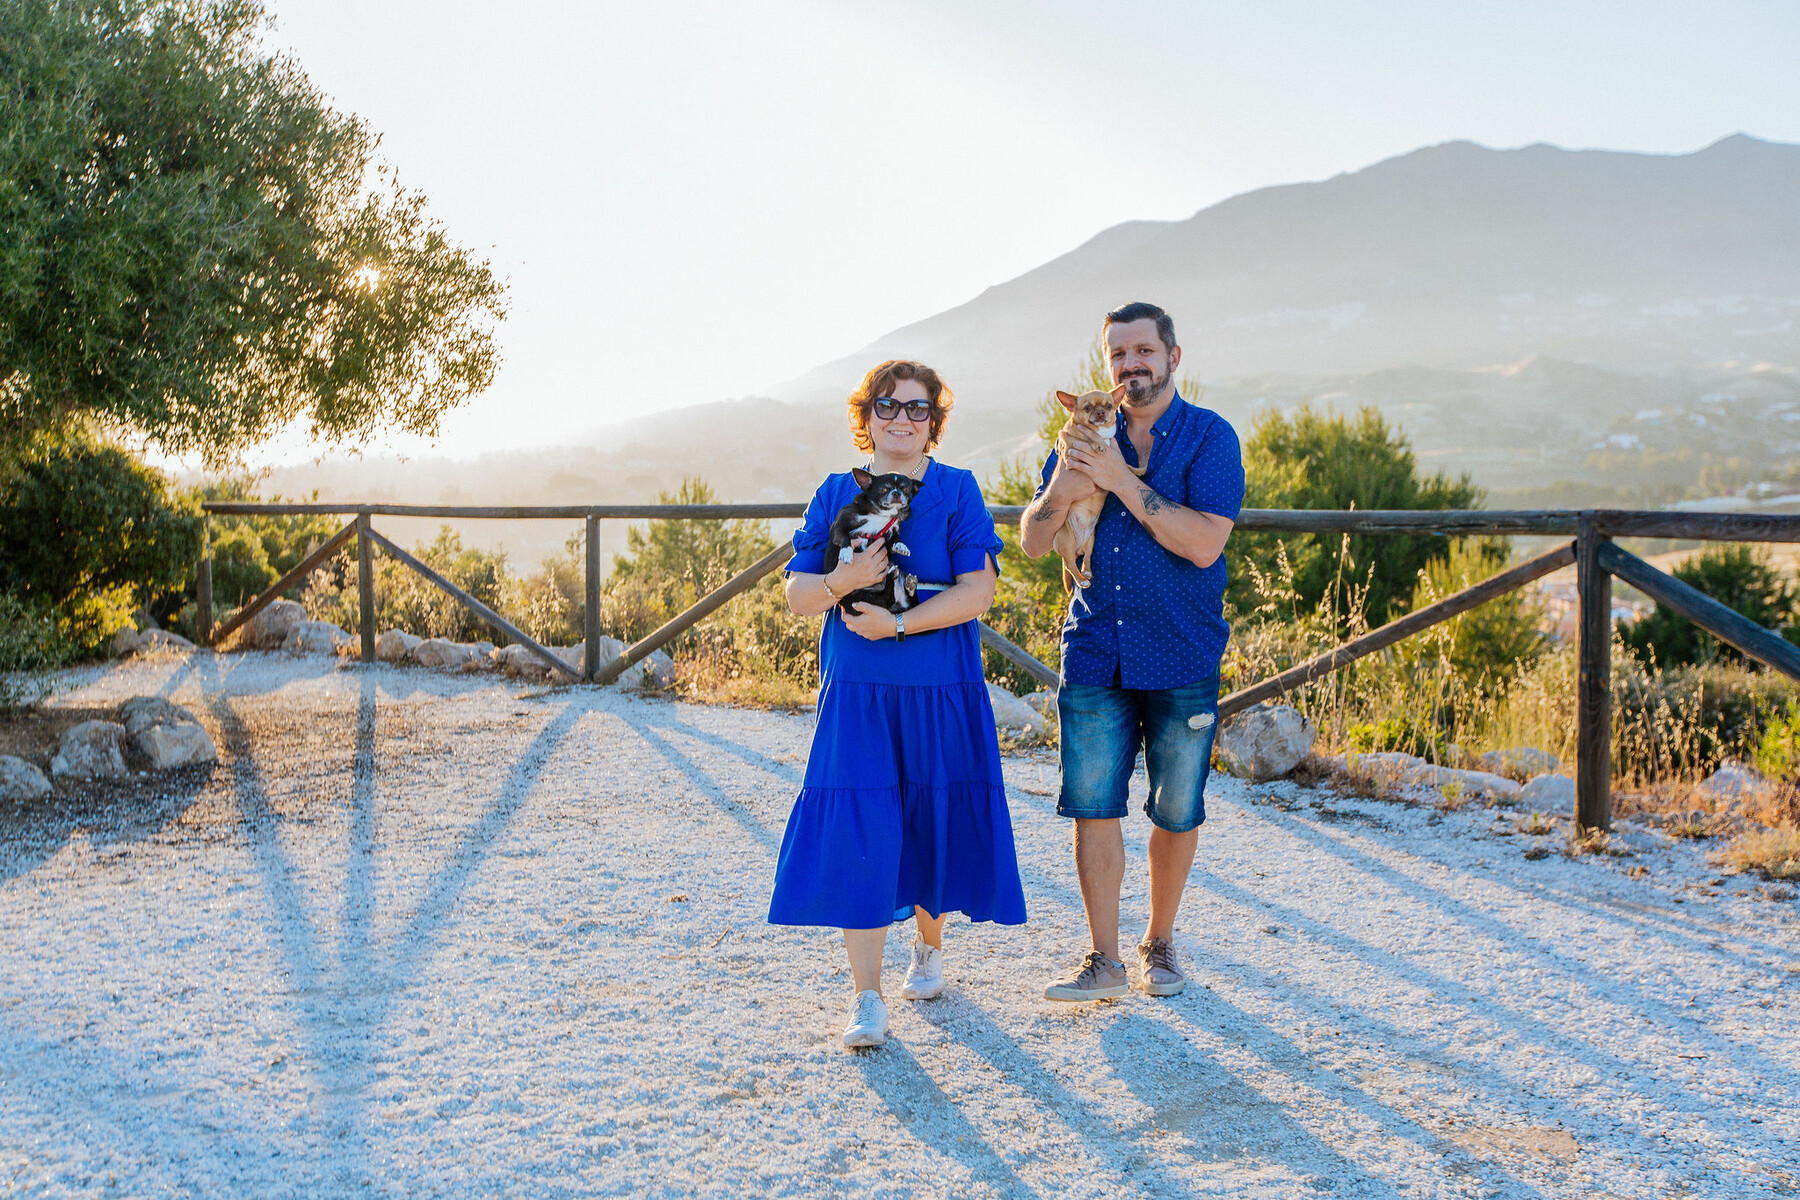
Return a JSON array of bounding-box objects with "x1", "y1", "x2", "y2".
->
[{"x1": 894, "y1": 611, "x2": 906, "y2": 643}]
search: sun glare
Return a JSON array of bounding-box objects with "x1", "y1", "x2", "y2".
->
[{"x1": 350, "y1": 263, "x2": 382, "y2": 292}]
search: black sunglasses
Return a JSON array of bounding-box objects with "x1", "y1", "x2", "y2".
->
[{"x1": 870, "y1": 396, "x2": 934, "y2": 421}]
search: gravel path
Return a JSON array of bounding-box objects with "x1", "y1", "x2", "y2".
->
[{"x1": 3, "y1": 653, "x2": 1798, "y2": 1198}]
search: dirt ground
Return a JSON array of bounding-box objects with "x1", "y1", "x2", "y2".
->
[{"x1": 3, "y1": 651, "x2": 1799, "y2": 1199}]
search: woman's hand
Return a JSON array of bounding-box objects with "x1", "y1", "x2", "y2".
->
[
  {"x1": 841, "y1": 601, "x2": 898, "y2": 640},
  {"x1": 828, "y1": 541, "x2": 890, "y2": 595}
]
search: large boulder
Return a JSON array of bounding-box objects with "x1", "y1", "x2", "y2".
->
[
  {"x1": 284, "y1": 621, "x2": 352, "y2": 656},
  {"x1": 50, "y1": 721, "x2": 129, "y2": 781},
  {"x1": 0, "y1": 756, "x2": 52, "y2": 802},
  {"x1": 1519, "y1": 773, "x2": 1576, "y2": 815},
  {"x1": 986, "y1": 683, "x2": 1043, "y2": 735},
  {"x1": 1217, "y1": 703, "x2": 1314, "y2": 782},
  {"x1": 375, "y1": 629, "x2": 422, "y2": 663},
  {"x1": 1022, "y1": 690, "x2": 1057, "y2": 721},
  {"x1": 109, "y1": 626, "x2": 146, "y2": 657},
  {"x1": 136, "y1": 629, "x2": 195, "y2": 654},
  {"x1": 118, "y1": 696, "x2": 199, "y2": 737},
  {"x1": 1476, "y1": 747, "x2": 1562, "y2": 781},
  {"x1": 118, "y1": 696, "x2": 217, "y2": 769},
  {"x1": 247, "y1": 599, "x2": 307, "y2": 650},
  {"x1": 134, "y1": 722, "x2": 218, "y2": 770}
]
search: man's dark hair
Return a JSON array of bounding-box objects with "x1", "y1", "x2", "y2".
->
[{"x1": 1104, "y1": 302, "x2": 1177, "y2": 353}]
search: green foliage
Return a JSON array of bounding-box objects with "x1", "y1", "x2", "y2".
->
[
  {"x1": 1408, "y1": 540, "x2": 1550, "y2": 688},
  {"x1": 1620, "y1": 544, "x2": 1800, "y2": 670},
  {"x1": 1755, "y1": 700, "x2": 1800, "y2": 781},
  {"x1": 0, "y1": 438, "x2": 200, "y2": 648},
  {"x1": 1229, "y1": 403, "x2": 1483, "y2": 628},
  {"x1": 207, "y1": 525, "x2": 278, "y2": 609},
  {"x1": 0, "y1": 0, "x2": 505, "y2": 460},
  {"x1": 305, "y1": 527, "x2": 509, "y2": 644},
  {"x1": 609, "y1": 478, "x2": 775, "y2": 629},
  {"x1": 0, "y1": 592, "x2": 79, "y2": 709},
  {"x1": 194, "y1": 479, "x2": 344, "y2": 578}
]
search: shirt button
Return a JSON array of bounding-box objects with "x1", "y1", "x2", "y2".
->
[
  {"x1": 1112, "y1": 547, "x2": 1119, "y2": 552},
  {"x1": 1116, "y1": 620, "x2": 1123, "y2": 626},
  {"x1": 1115, "y1": 585, "x2": 1121, "y2": 590}
]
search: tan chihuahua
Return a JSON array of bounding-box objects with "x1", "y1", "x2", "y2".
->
[{"x1": 1052, "y1": 384, "x2": 1147, "y2": 592}]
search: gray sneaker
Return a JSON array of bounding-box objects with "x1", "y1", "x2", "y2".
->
[
  {"x1": 1136, "y1": 937, "x2": 1188, "y2": 997},
  {"x1": 1043, "y1": 951, "x2": 1130, "y2": 1002}
]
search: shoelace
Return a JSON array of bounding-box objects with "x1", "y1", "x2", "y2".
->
[
  {"x1": 1079, "y1": 950, "x2": 1117, "y2": 983},
  {"x1": 1141, "y1": 939, "x2": 1178, "y2": 975},
  {"x1": 853, "y1": 993, "x2": 883, "y2": 1024}
]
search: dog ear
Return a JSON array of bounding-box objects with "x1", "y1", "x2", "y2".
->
[
  {"x1": 1056, "y1": 390, "x2": 1079, "y2": 412},
  {"x1": 851, "y1": 466, "x2": 873, "y2": 489},
  {"x1": 1109, "y1": 382, "x2": 1128, "y2": 401}
]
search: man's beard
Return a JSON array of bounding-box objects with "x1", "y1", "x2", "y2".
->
[{"x1": 1118, "y1": 364, "x2": 1171, "y2": 405}]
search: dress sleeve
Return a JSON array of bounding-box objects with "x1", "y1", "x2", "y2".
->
[
  {"x1": 786, "y1": 478, "x2": 836, "y2": 575},
  {"x1": 948, "y1": 471, "x2": 1005, "y2": 577},
  {"x1": 1187, "y1": 417, "x2": 1245, "y2": 522}
]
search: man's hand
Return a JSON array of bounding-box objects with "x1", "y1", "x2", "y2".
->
[
  {"x1": 1045, "y1": 426, "x2": 1101, "y2": 505},
  {"x1": 1063, "y1": 431, "x2": 1138, "y2": 496},
  {"x1": 841, "y1": 601, "x2": 897, "y2": 640}
]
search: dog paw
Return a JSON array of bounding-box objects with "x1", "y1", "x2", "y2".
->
[
  {"x1": 838, "y1": 547, "x2": 854, "y2": 564},
  {"x1": 891, "y1": 542, "x2": 911, "y2": 556}
]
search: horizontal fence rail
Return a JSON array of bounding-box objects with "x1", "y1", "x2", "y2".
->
[{"x1": 199, "y1": 500, "x2": 1800, "y2": 835}]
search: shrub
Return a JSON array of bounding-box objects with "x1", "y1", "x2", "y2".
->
[
  {"x1": 0, "y1": 593, "x2": 79, "y2": 710},
  {"x1": 0, "y1": 439, "x2": 201, "y2": 650},
  {"x1": 1621, "y1": 543, "x2": 1800, "y2": 670},
  {"x1": 1229, "y1": 403, "x2": 1483, "y2": 628}
]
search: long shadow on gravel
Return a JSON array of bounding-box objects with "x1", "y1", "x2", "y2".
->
[
  {"x1": 196, "y1": 658, "x2": 591, "y2": 1194},
  {"x1": 0, "y1": 762, "x2": 216, "y2": 888},
  {"x1": 1232, "y1": 800, "x2": 1800, "y2": 1098},
  {"x1": 613, "y1": 707, "x2": 783, "y2": 853},
  {"x1": 853, "y1": 1035, "x2": 1041, "y2": 1199}
]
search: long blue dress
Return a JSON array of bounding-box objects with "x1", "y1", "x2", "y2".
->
[{"x1": 767, "y1": 461, "x2": 1029, "y2": 929}]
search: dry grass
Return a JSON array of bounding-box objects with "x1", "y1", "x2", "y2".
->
[{"x1": 1717, "y1": 829, "x2": 1800, "y2": 880}]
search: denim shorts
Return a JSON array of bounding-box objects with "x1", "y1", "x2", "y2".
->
[{"x1": 1056, "y1": 676, "x2": 1220, "y2": 833}]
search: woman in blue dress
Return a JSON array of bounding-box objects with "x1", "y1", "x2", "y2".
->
[{"x1": 770, "y1": 359, "x2": 1027, "y2": 1049}]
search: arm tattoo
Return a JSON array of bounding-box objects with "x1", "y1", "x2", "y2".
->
[
  {"x1": 1137, "y1": 485, "x2": 1174, "y2": 516},
  {"x1": 1029, "y1": 503, "x2": 1064, "y2": 525}
]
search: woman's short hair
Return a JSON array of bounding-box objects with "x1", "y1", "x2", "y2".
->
[{"x1": 845, "y1": 360, "x2": 954, "y2": 456}]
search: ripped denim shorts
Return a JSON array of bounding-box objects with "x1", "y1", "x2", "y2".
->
[{"x1": 1055, "y1": 675, "x2": 1220, "y2": 833}]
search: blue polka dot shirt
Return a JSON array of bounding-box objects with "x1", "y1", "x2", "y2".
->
[{"x1": 1036, "y1": 392, "x2": 1245, "y2": 690}]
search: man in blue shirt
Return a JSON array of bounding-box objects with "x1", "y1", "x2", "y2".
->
[{"x1": 1021, "y1": 302, "x2": 1245, "y2": 1001}]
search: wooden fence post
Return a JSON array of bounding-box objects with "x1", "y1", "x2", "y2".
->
[
  {"x1": 585, "y1": 514, "x2": 601, "y2": 682},
  {"x1": 1575, "y1": 512, "x2": 1612, "y2": 833},
  {"x1": 196, "y1": 513, "x2": 214, "y2": 645},
  {"x1": 357, "y1": 512, "x2": 376, "y2": 664}
]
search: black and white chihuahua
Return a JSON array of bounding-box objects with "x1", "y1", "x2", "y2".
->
[{"x1": 824, "y1": 468, "x2": 923, "y2": 615}]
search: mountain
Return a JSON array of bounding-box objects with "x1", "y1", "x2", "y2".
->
[
  {"x1": 773, "y1": 134, "x2": 1800, "y2": 413},
  {"x1": 254, "y1": 135, "x2": 1800, "y2": 565}
]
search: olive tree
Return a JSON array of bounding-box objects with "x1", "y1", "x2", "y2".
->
[{"x1": 0, "y1": 0, "x2": 506, "y2": 461}]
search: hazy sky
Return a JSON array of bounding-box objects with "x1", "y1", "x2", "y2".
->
[{"x1": 252, "y1": 0, "x2": 1800, "y2": 463}]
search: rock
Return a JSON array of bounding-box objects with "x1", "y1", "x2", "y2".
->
[
  {"x1": 109, "y1": 626, "x2": 146, "y2": 657},
  {"x1": 496, "y1": 642, "x2": 583, "y2": 681},
  {"x1": 118, "y1": 696, "x2": 200, "y2": 737},
  {"x1": 134, "y1": 722, "x2": 218, "y2": 769},
  {"x1": 136, "y1": 629, "x2": 195, "y2": 653},
  {"x1": 247, "y1": 598, "x2": 307, "y2": 650},
  {"x1": 1022, "y1": 690, "x2": 1058, "y2": 721},
  {"x1": 470, "y1": 641, "x2": 498, "y2": 669},
  {"x1": 1216, "y1": 703, "x2": 1314, "y2": 782},
  {"x1": 1697, "y1": 760, "x2": 1771, "y2": 805},
  {"x1": 50, "y1": 721, "x2": 129, "y2": 781},
  {"x1": 0, "y1": 756, "x2": 52, "y2": 802},
  {"x1": 1343, "y1": 751, "x2": 1427, "y2": 779},
  {"x1": 375, "y1": 629, "x2": 422, "y2": 662},
  {"x1": 612, "y1": 648, "x2": 675, "y2": 689},
  {"x1": 412, "y1": 638, "x2": 475, "y2": 670},
  {"x1": 1404, "y1": 764, "x2": 1521, "y2": 802},
  {"x1": 283, "y1": 621, "x2": 352, "y2": 656},
  {"x1": 986, "y1": 683, "x2": 1043, "y2": 735},
  {"x1": 1476, "y1": 747, "x2": 1562, "y2": 781},
  {"x1": 1519, "y1": 773, "x2": 1576, "y2": 815}
]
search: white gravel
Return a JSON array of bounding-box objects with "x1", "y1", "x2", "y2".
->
[{"x1": 2, "y1": 652, "x2": 1798, "y2": 1198}]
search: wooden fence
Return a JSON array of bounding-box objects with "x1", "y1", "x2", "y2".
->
[{"x1": 199, "y1": 502, "x2": 1800, "y2": 834}]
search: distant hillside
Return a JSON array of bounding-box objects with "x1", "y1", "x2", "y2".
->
[
  {"x1": 775, "y1": 134, "x2": 1799, "y2": 410},
  {"x1": 254, "y1": 135, "x2": 1800, "y2": 565}
]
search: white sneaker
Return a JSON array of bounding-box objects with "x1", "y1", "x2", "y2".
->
[
  {"x1": 842, "y1": 989, "x2": 889, "y2": 1048},
  {"x1": 899, "y1": 938, "x2": 945, "y2": 1001}
]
